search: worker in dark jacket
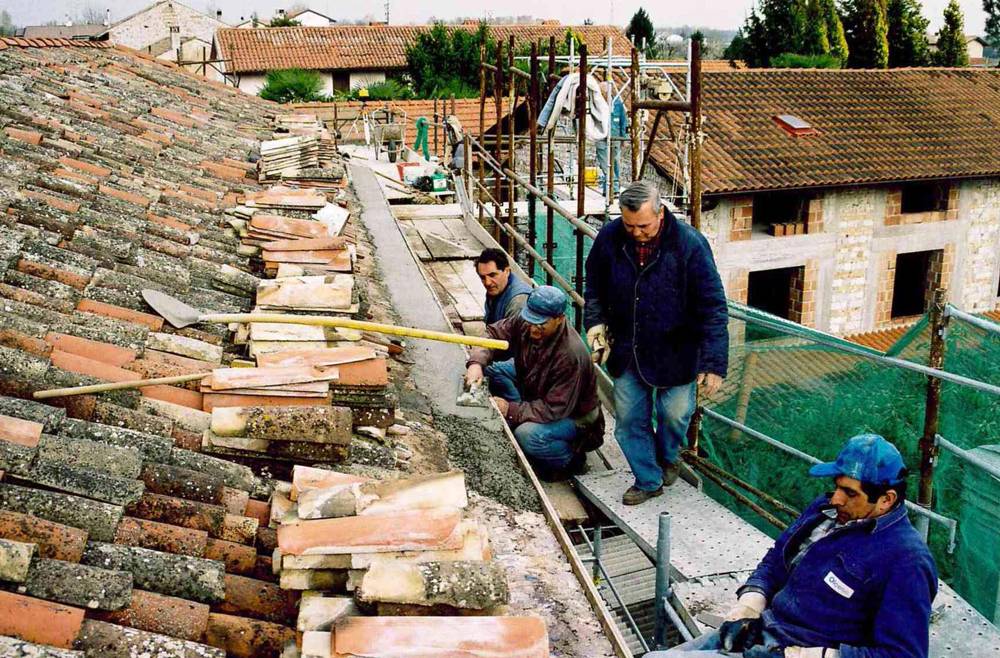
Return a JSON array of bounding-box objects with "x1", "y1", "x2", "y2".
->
[
  {"x1": 475, "y1": 248, "x2": 532, "y2": 401},
  {"x1": 651, "y1": 434, "x2": 937, "y2": 658},
  {"x1": 466, "y1": 286, "x2": 603, "y2": 481},
  {"x1": 584, "y1": 180, "x2": 728, "y2": 505}
]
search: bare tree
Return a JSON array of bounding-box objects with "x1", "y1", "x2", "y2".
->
[{"x1": 78, "y1": 3, "x2": 106, "y2": 24}]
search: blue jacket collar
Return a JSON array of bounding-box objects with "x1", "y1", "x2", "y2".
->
[{"x1": 818, "y1": 495, "x2": 909, "y2": 535}]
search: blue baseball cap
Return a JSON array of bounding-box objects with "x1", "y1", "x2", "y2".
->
[
  {"x1": 521, "y1": 286, "x2": 567, "y2": 324},
  {"x1": 809, "y1": 434, "x2": 907, "y2": 485}
]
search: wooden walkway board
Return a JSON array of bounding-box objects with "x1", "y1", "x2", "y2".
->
[
  {"x1": 427, "y1": 262, "x2": 485, "y2": 322},
  {"x1": 401, "y1": 217, "x2": 482, "y2": 262}
]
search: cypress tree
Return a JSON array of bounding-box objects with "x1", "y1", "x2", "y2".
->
[
  {"x1": 822, "y1": 0, "x2": 850, "y2": 65},
  {"x1": 804, "y1": 0, "x2": 832, "y2": 55},
  {"x1": 842, "y1": 0, "x2": 890, "y2": 68},
  {"x1": 934, "y1": 0, "x2": 969, "y2": 66},
  {"x1": 986, "y1": 0, "x2": 1000, "y2": 57},
  {"x1": 886, "y1": 0, "x2": 931, "y2": 67}
]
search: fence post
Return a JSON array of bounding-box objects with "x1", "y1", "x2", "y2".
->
[
  {"x1": 653, "y1": 512, "x2": 671, "y2": 649},
  {"x1": 528, "y1": 41, "x2": 540, "y2": 279},
  {"x1": 494, "y1": 42, "x2": 505, "y2": 247},
  {"x1": 545, "y1": 36, "x2": 557, "y2": 286},
  {"x1": 917, "y1": 288, "x2": 948, "y2": 541},
  {"x1": 507, "y1": 34, "x2": 517, "y2": 263},
  {"x1": 478, "y1": 43, "x2": 486, "y2": 229},
  {"x1": 630, "y1": 47, "x2": 640, "y2": 181},
  {"x1": 574, "y1": 44, "x2": 588, "y2": 333}
]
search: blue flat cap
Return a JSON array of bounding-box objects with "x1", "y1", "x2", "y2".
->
[{"x1": 521, "y1": 285, "x2": 567, "y2": 324}]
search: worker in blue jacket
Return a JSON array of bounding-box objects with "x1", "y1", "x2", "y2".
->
[
  {"x1": 652, "y1": 434, "x2": 937, "y2": 658},
  {"x1": 584, "y1": 180, "x2": 728, "y2": 505}
]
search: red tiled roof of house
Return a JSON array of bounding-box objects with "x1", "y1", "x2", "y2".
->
[
  {"x1": 649, "y1": 68, "x2": 1000, "y2": 195},
  {"x1": 844, "y1": 323, "x2": 915, "y2": 352},
  {"x1": 216, "y1": 24, "x2": 631, "y2": 74}
]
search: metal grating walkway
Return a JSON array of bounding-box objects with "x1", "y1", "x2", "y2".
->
[{"x1": 574, "y1": 469, "x2": 771, "y2": 580}]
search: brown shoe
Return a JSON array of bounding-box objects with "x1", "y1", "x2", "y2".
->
[
  {"x1": 622, "y1": 485, "x2": 663, "y2": 506},
  {"x1": 662, "y1": 461, "x2": 680, "y2": 487}
]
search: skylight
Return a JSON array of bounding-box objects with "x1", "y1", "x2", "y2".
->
[{"x1": 773, "y1": 114, "x2": 817, "y2": 137}]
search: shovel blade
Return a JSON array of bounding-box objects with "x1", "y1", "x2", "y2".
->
[{"x1": 141, "y1": 289, "x2": 202, "y2": 329}]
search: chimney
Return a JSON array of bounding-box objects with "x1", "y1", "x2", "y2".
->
[
  {"x1": 169, "y1": 25, "x2": 180, "y2": 52},
  {"x1": 278, "y1": 8, "x2": 286, "y2": 16},
  {"x1": 104, "y1": 8, "x2": 111, "y2": 26},
  {"x1": 216, "y1": 9, "x2": 222, "y2": 19}
]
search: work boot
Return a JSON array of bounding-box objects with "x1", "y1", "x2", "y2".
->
[
  {"x1": 662, "y1": 461, "x2": 681, "y2": 487},
  {"x1": 622, "y1": 485, "x2": 663, "y2": 506}
]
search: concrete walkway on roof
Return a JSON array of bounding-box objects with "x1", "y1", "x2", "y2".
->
[{"x1": 351, "y1": 163, "x2": 493, "y2": 421}]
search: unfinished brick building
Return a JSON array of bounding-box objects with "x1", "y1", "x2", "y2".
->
[{"x1": 648, "y1": 68, "x2": 1000, "y2": 336}]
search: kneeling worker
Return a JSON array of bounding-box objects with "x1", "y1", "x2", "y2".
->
[
  {"x1": 652, "y1": 434, "x2": 936, "y2": 658},
  {"x1": 465, "y1": 286, "x2": 603, "y2": 480}
]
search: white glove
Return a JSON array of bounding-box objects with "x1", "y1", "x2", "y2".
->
[
  {"x1": 586, "y1": 324, "x2": 610, "y2": 365},
  {"x1": 786, "y1": 648, "x2": 839, "y2": 658},
  {"x1": 725, "y1": 591, "x2": 766, "y2": 621}
]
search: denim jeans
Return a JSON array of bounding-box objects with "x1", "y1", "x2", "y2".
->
[
  {"x1": 513, "y1": 417, "x2": 578, "y2": 470},
  {"x1": 595, "y1": 140, "x2": 620, "y2": 195},
  {"x1": 488, "y1": 359, "x2": 576, "y2": 470},
  {"x1": 643, "y1": 629, "x2": 728, "y2": 657},
  {"x1": 613, "y1": 362, "x2": 697, "y2": 491},
  {"x1": 644, "y1": 629, "x2": 782, "y2": 657},
  {"x1": 485, "y1": 359, "x2": 520, "y2": 402}
]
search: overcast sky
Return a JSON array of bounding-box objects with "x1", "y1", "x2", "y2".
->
[{"x1": 3, "y1": 0, "x2": 989, "y2": 35}]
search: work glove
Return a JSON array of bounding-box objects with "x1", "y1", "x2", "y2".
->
[
  {"x1": 586, "y1": 324, "x2": 610, "y2": 365},
  {"x1": 720, "y1": 592, "x2": 766, "y2": 652},
  {"x1": 744, "y1": 646, "x2": 839, "y2": 658},
  {"x1": 785, "y1": 648, "x2": 839, "y2": 658}
]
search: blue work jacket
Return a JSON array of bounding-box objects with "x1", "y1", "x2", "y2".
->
[
  {"x1": 742, "y1": 495, "x2": 937, "y2": 658},
  {"x1": 583, "y1": 212, "x2": 728, "y2": 386}
]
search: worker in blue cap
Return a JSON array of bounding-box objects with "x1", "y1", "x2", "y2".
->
[
  {"x1": 649, "y1": 434, "x2": 937, "y2": 658},
  {"x1": 466, "y1": 285, "x2": 603, "y2": 481}
]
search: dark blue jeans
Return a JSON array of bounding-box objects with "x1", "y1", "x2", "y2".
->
[
  {"x1": 613, "y1": 362, "x2": 697, "y2": 491},
  {"x1": 485, "y1": 359, "x2": 520, "y2": 401},
  {"x1": 488, "y1": 359, "x2": 576, "y2": 470}
]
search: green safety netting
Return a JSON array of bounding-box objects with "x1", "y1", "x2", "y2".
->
[
  {"x1": 699, "y1": 303, "x2": 1000, "y2": 623},
  {"x1": 522, "y1": 211, "x2": 1000, "y2": 621}
]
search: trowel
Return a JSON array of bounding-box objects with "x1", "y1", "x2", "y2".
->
[
  {"x1": 141, "y1": 289, "x2": 508, "y2": 351},
  {"x1": 456, "y1": 376, "x2": 491, "y2": 408}
]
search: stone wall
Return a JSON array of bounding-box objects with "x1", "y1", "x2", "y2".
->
[
  {"x1": 959, "y1": 179, "x2": 1000, "y2": 313},
  {"x1": 109, "y1": 1, "x2": 226, "y2": 54}
]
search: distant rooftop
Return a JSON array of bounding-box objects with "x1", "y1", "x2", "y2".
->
[{"x1": 215, "y1": 24, "x2": 631, "y2": 74}]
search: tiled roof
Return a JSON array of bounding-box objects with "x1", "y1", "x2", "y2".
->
[
  {"x1": 216, "y1": 24, "x2": 631, "y2": 73},
  {"x1": 648, "y1": 68, "x2": 1000, "y2": 195},
  {"x1": 0, "y1": 36, "x2": 562, "y2": 658},
  {"x1": 20, "y1": 25, "x2": 108, "y2": 40}
]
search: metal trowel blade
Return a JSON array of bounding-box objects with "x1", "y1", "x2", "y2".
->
[
  {"x1": 141, "y1": 289, "x2": 204, "y2": 329},
  {"x1": 456, "y1": 378, "x2": 490, "y2": 408}
]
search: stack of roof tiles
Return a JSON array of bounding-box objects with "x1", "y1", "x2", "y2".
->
[
  {"x1": 270, "y1": 465, "x2": 548, "y2": 657},
  {"x1": 0, "y1": 38, "x2": 549, "y2": 657}
]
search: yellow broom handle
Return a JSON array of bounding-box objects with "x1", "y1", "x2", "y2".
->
[
  {"x1": 202, "y1": 314, "x2": 508, "y2": 351},
  {"x1": 34, "y1": 372, "x2": 209, "y2": 399}
]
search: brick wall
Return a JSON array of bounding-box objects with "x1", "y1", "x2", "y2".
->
[
  {"x1": 884, "y1": 184, "x2": 959, "y2": 226},
  {"x1": 788, "y1": 260, "x2": 818, "y2": 327},
  {"x1": 874, "y1": 251, "x2": 897, "y2": 326},
  {"x1": 729, "y1": 196, "x2": 753, "y2": 242}
]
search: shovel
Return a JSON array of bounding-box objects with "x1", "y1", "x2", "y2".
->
[{"x1": 141, "y1": 289, "x2": 508, "y2": 351}]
